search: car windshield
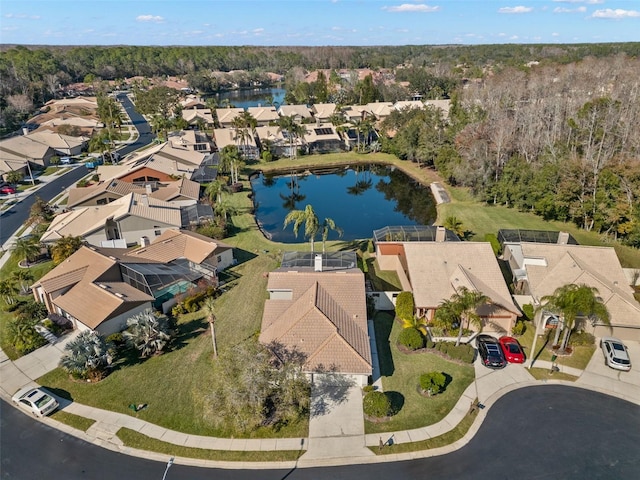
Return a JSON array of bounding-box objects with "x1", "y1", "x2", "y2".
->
[
  {"x1": 507, "y1": 343, "x2": 521, "y2": 353},
  {"x1": 614, "y1": 357, "x2": 630, "y2": 365},
  {"x1": 612, "y1": 343, "x2": 625, "y2": 351},
  {"x1": 34, "y1": 394, "x2": 52, "y2": 408}
]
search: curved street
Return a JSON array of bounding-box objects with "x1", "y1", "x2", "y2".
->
[{"x1": 2, "y1": 385, "x2": 639, "y2": 479}]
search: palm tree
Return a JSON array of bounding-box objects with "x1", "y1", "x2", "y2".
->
[
  {"x1": 12, "y1": 236, "x2": 40, "y2": 266},
  {"x1": 320, "y1": 217, "x2": 343, "y2": 254},
  {"x1": 0, "y1": 278, "x2": 19, "y2": 305},
  {"x1": 205, "y1": 179, "x2": 226, "y2": 205},
  {"x1": 123, "y1": 309, "x2": 171, "y2": 358},
  {"x1": 220, "y1": 145, "x2": 241, "y2": 185},
  {"x1": 59, "y1": 331, "x2": 113, "y2": 380},
  {"x1": 11, "y1": 269, "x2": 33, "y2": 295},
  {"x1": 438, "y1": 287, "x2": 490, "y2": 346},
  {"x1": 284, "y1": 204, "x2": 320, "y2": 252},
  {"x1": 214, "y1": 200, "x2": 237, "y2": 225},
  {"x1": 401, "y1": 316, "x2": 429, "y2": 336},
  {"x1": 540, "y1": 284, "x2": 610, "y2": 352},
  {"x1": 50, "y1": 235, "x2": 84, "y2": 265},
  {"x1": 202, "y1": 296, "x2": 218, "y2": 358},
  {"x1": 443, "y1": 216, "x2": 465, "y2": 238}
]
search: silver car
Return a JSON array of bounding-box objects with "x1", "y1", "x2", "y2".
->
[
  {"x1": 12, "y1": 387, "x2": 59, "y2": 417},
  {"x1": 600, "y1": 337, "x2": 632, "y2": 372}
]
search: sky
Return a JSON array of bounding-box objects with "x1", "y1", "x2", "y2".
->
[{"x1": 1, "y1": 0, "x2": 639, "y2": 46}]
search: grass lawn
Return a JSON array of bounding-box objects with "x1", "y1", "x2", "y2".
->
[
  {"x1": 527, "y1": 367, "x2": 578, "y2": 382},
  {"x1": 518, "y1": 322, "x2": 596, "y2": 370},
  {"x1": 365, "y1": 256, "x2": 402, "y2": 291},
  {"x1": 51, "y1": 410, "x2": 96, "y2": 431},
  {"x1": 117, "y1": 428, "x2": 303, "y2": 462},
  {"x1": 37, "y1": 252, "x2": 308, "y2": 439},
  {"x1": 366, "y1": 311, "x2": 475, "y2": 434},
  {"x1": 371, "y1": 408, "x2": 478, "y2": 455}
]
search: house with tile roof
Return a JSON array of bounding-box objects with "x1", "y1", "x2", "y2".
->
[
  {"x1": 254, "y1": 125, "x2": 293, "y2": 158},
  {"x1": 216, "y1": 107, "x2": 245, "y2": 128},
  {"x1": 213, "y1": 128, "x2": 259, "y2": 160},
  {"x1": 0, "y1": 135, "x2": 55, "y2": 168},
  {"x1": 376, "y1": 228, "x2": 521, "y2": 334},
  {"x1": 181, "y1": 108, "x2": 215, "y2": 128},
  {"x1": 278, "y1": 105, "x2": 313, "y2": 123},
  {"x1": 32, "y1": 246, "x2": 153, "y2": 336},
  {"x1": 66, "y1": 177, "x2": 200, "y2": 209},
  {"x1": 32, "y1": 230, "x2": 233, "y2": 332},
  {"x1": 247, "y1": 106, "x2": 280, "y2": 126},
  {"x1": 303, "y1": 123, "x2": 343, "y2": 154},
  {"x1": 259, "y1": 253, "x2": 372, "y2": 386},
  {"x1": 310, "y1": 103, "x2": 337, "y2": 123},
  {"x1": 503, "y1": 239, "x2": 640, "y2": 342},
  {"x1": 40, "y1": 192, "x2": 191, "y2": 247},
  {"x1": 26, "y1": 131, "x2": 88, "y2": 156}
]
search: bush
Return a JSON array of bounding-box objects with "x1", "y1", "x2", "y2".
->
[
  {"x1": 395, "y1": 291, "x2": 414, "y2": 322},
  {"x1": 367, "y1": 239, "x2": 374, "y2": 254},
  {"x1": 261, "y1": 150, "x2": 273, "y2": 162},
  {"x1": 398, "y1": 327, "x2": 424, "y2": 350},
  {"x1": 511, "y1": 320, "x2": 527, "y2": 336},
  {"x1": 91, "y1": 174, "x2": 100, "y2": 182},
  {"x1": 420, "y1": 371, "x2": 447, "y2": 395},
  {"x1": 521, "y1": 304, "x2": 534, "y2": 321},
  {"x1": 569, "y1": 331, "x2": 595, "y2": 346},
  {"x1": 7, "y1": 318, "x2": 47, "y2": 355},
  {"x1": 434, "y1": 341, "x2": 475, "y2": 363},
  {"x1": 76, "y1": 179, "x2": 89, "y2": 188},
  {"x1": 484, "y1": 233, "x2": 502, "y2": 256},
  {"x1": 426, "y1": 338, "x2": 436, "y2": 349},
  {"x1": 106, "y1": 332, "x2": 125, "y2": 346},
  {"x1": 363, "y1": 391, "x2": 391, "y2": 418},
  {"x1": 362, "y1": 385, "x2": 375, "y2": 393}
]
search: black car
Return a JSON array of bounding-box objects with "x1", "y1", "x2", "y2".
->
[{"x1": 476, "y1": 334, "x2": 507, "y2": 369}]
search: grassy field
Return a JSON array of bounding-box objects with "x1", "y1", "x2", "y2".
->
[
  {"x1": 117, "y1": 428, "x2": 303, "y2": 462},
  {"x1": 366, "y1": 311, "x2": 475, "y2": 434}
]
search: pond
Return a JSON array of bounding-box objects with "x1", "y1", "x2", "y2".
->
[
  {"x1": 250, "y1": 165, "x2": 437, "y2": 243},
  {"x1": 211, "y1": 87, "x2": 286, "y2": 110}
]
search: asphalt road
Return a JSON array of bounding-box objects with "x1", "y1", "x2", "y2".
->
[
  {"x1": 2, "y1": 385, "x2": 639, "y2": 479},
  {"x1": 116, "y1": 92, "x2": 155, "y2": 156},
  {"x1": 0, "y1": 166, "x2": 89, "y2": 246}
]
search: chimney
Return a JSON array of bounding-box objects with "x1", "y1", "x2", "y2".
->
[
  {"x1": 314, "y1": 254, "x2": 323, "y2": 272},
  {"x1": 141, "y1": 194, "x2": 149, "y2": 207},
  {"x1": 22, "y1": 126, "x2": 29, "y2": 136},
  {"x1": 435, "y1": 226, "x2": 446, "y2": 242},
  {"x1": 145, "y1": 183, "x2": 152, "y2": 195},
  {"x1": 557, "y1": 232, "x2": 570, "y2": 245},
  {"x1": 140, "y1": 236, "x2": 150, "y2": 247}
]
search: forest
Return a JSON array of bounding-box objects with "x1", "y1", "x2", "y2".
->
[{"x1": 1, "y1": 43, "x2": 639, "y2": 246}]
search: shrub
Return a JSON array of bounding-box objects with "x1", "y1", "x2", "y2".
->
[
  {"x1": 76, "y1": 179, "x2": 89, "y2": 188},
  {"x1": 362, "y1": 385, "x2": 375, "y2": 393},
  {"x1": 521, "y1": 304, "x2": 534, "y2": 321},
  {"x1": 363, "y1": 391, "x2": 391, "y2": 418},
  {"x1": 367, "y1": 239, "x2": 374, "y2": 254},
  {"x1": 484, "y1": 233, "x2": 502, "y2": 256},
  {"x1": 511, "y1": 320, "x2": 527, "y2": 336},
  {"x1": 91, "y1": 174, "x2": 100, "y2": 182},
  {"x1": 420, "y1": 371, "x2": 447, "y2": 395},
  {"x1": 398, "y1": 327, "x2": 424, "y2": 350},
  {"x1": 7, "y1": 318, "x2": 47, "y2": 355},
  {"x1": 569, "y1": 331, "x2": 595, "y2": 346},
  {"x1": 434, "y1": 341, "x2": 475, "y2": 363},
  {"x1": 106, "y1": 332, "x2": 125, "y2": 346},
  {"x1": 395, "y1": 291, "x2": 414, "y2": 322},
  {"x1": 426, "y1": 338, "x2": 436, "y2": 349},
  {"x1": 261, "y1": 150, "x2": 273, "y2": 162}
]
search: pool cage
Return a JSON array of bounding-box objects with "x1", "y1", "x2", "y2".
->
[
  {"x1": 373, "y1": 225, "x2": 460, "y2": 243},
  {"x1": 497, "y1": 229, "x2": 578, "y2": 246},
  {"x1": 280, "y1": 251, "x2": 358, "y2": 271}
]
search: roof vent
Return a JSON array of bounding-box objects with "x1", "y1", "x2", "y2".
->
[
  {"x1": 114, "y1": 292, "x2": 125, "y2": 298},
  {"x1": 314, "y1": 254, "x2": 323, "y2": 272}
]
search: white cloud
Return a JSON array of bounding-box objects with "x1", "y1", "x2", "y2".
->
[
  {"x1": 136, "y1": 15, "x2": 164, "y2": 23},
  {"x1": 554, "y1": 6, "x2": 586, "y2": 13},
  {"x1": 382, "y1": 4, "x2": 440, "y2": 13},
  {"x1": 4, "y1": 13, "x2": 40, "y2": 19},
  {"x1": 552, "y1": 32, "x2": 560, "y2": 36},
  {"x1": 553, "y1": 0, "x2": 602, "y2": 3},
  {"x1": 253, "y1": 28, "x2": 264, "y2": 33},
  {"x1": 592, "y1": 8, "x2": 640, "y2": 18},
  {"x1": 498, "y1": 6, "x2": 533, "y2": 14},
  {"x1": 510, "y1": 35, "x2": 519, "y2": 40}
]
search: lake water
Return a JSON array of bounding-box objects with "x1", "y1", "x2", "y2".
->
[
  {"x1": 212, "y1": 87, "x2": 286, "y2": 110},
  {"x1": 250, "y1": 165, "x2": 436, "y2": 243}
]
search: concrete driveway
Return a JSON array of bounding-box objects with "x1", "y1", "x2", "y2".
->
[
  {"x1": 578, "y1": 340, "x2": 640, "y2": 402},
  {"x1": 299, "y1": 375, "x2": 374, "y2": 463}
]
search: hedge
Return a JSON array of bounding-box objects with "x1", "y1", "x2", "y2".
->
[
  {"x1": 398, "y1": 327, "x2": 424, "y2": 350},
  {"x1": 395, "y1": 291, "x2": 415, "y2": 322}
]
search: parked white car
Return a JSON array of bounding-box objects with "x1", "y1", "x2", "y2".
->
[
  {"x1": 12, "y1": 386, "x2": 59, "y2": 417},
  {"x1": 600, "y1": 337, "x2": 632, "y2": 372}
]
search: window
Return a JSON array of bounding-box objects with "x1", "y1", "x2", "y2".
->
[
  {"x1": 155, "y1": 230, "x2": 161, "y2": 236},
  {"x1": 216, "y1": 255, "x2": 222, "y2": 263}
]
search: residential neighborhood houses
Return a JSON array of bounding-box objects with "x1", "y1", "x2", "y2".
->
[{"x1": 1, "y1": 67, "x2": 639, "y2": 469}]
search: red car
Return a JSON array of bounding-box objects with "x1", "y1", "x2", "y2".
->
[
  {"x1": 499, "y1": 336, "x2": 525, "y2": 363},
  {"x1": 0, "y1": 185, "x2": 17, "y2": 195}
]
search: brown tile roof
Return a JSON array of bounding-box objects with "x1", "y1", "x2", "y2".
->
[
  {"x1": 402, "y1": 242, "x2": 519, "y2": 314},
  {"x1": 519, "y1": 243, "x2": 640, "y2": 327},
  {"x1": 260, "y1": 269, "x2": 371, "y2": 375},
  {"x1": 126, "y1": 229, "x2": 231, "y2": 264},
  {"x1": 54, "y1": 281, "x2": 152, "y2": 329}
]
